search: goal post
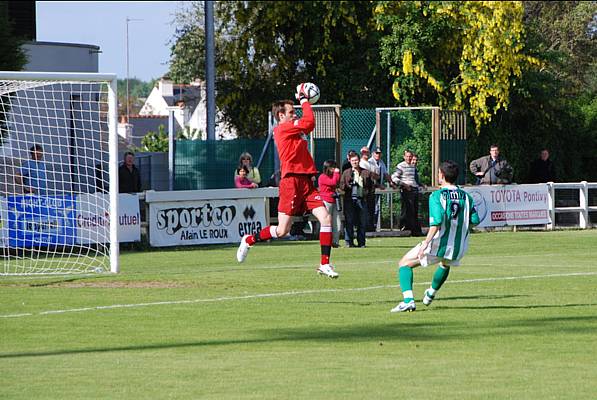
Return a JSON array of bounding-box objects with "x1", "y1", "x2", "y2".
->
[{"x1": 0, "y1": 71, "x2": 119, "y2": 274}]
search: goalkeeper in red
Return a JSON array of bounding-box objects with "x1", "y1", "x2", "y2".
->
[
  {"x1": 391, "y1": 160, "x2": 479, "y2": 312},
  {"x1": 236, "y1": 84, "x2": 338, "y2": 278}
]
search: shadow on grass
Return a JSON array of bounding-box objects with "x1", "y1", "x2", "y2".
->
[
  {"x1": 2, "y1": 310, "x2": 596, "y2": 359},
  {"x1": 439, "y1": 303, "x2": 597, "y2": 310},
  {"x1": 434, "y1": 294, "x2": 530, "y2": 302},
  {"x1": 0, "y1": 321, "x2": 444, "y2": 359},
  {"x1": 27, "y1": 276, "x2": 103, "y2": 287},
  {"x1": 301, "y1": 294, "x2": 527, "y2": 307}
]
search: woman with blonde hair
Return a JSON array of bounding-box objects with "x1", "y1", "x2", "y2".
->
[{"x1": 235, "y1": 152, "x2": 261, "y2": 186}]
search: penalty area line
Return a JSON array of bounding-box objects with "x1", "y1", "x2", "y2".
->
[{"x1": 1, "y1": 271, "x2": 596, "y2": 319}]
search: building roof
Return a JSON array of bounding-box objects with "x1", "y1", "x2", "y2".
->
[{"x1": 162, "y1": 85, "x2": 202, "y2": 109}]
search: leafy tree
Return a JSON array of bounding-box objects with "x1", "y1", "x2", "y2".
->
[
  {"x1": 134, "y1": 125, "x2": 202, "y2": 154},
  {"x1": 177, "y1": 126, "x2": 203, "y2": 141},
  {"x1": 0, "y1": 3, "x2": 28, "y2": 144},
  {"x1": 375, "y1": 1, "x2": 540, "y2": 131},
  {"x1": 135, "y1": 125, "x2": 169, "y2": 152},
  {"x1": 168, "y1": 10, "x2": 205, "y2": 84},
  {"x1": 168, "y1": 1, "x2": 394, "y2": 137},
  {"x1": 467, "y1": 1, "x2": 597, "y2": 182},
  {"x1": 0, "y1": 3, "x2": 27, "y2": 71},
  {"x1": 524, "y1": 1, "x2": 596, "y2": 97}
]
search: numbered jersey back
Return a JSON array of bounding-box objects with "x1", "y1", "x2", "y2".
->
[{"x1": 427, "y1": 187, "x2": 479, "y2": 261}]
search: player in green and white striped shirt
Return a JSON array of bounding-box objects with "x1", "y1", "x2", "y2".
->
[{"x1": 391, "y1": 160, "x2": 480, "y2": 313}]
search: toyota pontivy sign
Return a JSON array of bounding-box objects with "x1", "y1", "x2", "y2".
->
[{"x1": 463, "y1": 184, "x2": 550, "y2": 228}]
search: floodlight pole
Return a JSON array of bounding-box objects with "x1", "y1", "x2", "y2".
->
[
  {"x1": 125, "y1": 17, "x2": 143, "y2": 122},
  {"x1": 205, "y1": 1, "x2": 216, "y2": 140}
]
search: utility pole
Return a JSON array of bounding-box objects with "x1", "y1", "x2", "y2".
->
[
  {"x1": 205, "y1": 1, "x2": 215, "y2": 140},
  {"x1": 125, "y1": 17, "x2": 143, "y2": 122}
]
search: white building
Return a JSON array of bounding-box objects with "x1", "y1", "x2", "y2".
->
[{"x1": 137, "y1": 77, "x2": 237, "y2": 140}]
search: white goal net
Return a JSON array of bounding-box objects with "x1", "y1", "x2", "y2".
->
[{"x1": 0, "y1": 72, "x2": 119, "y2": 275}]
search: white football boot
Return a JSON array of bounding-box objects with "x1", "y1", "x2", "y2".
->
[
  {"x1": 236, "y1": 234, "x2": 252, "y2": 263},
  {"x1": 317, "y1": 264, "x2": 339, "y2": 278},
  {"x1": 390, "y1": 301, "x2": 416, "y2": 313},
  {"x1": 423, "y1": 289, "x2": 435, "y2": 306}
]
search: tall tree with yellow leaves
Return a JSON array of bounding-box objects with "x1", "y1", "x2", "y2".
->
[{"x1": 375, "y1": 1, "x2": 540, "y2": 131}]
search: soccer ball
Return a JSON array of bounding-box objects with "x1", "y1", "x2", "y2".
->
[{"x1": 297, "y1": 82, "x2": 320, "y2": 105}]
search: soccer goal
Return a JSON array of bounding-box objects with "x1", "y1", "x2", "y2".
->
[{"x1": 0, "y1": 71, "x2": 119, "y2": 274}]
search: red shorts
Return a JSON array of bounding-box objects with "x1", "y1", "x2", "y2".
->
[{"x1": 278, "y1": 174, "x2": 325, "y2": 216}]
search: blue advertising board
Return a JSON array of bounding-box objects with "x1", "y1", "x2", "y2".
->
[{"x1": 7, "y1": 195, "x2": 77, "y2": 248}]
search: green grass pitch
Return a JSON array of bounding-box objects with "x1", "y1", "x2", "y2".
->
[{"x1": 1, "y1": 230, "x2": 596, "y2": 399}]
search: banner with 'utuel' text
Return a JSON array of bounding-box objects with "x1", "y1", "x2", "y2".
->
[
  {"x1": 148, "y1": 198, "x2": 267, "y2": 247},
  {"x1": 0, "y1": 193, "x2": 141, "y2": 248},
  {"x1": 462, "y1": 184, "x2": 550, "y2": 228}
]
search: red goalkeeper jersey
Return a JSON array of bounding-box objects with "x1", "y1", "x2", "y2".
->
[{"x1": 274, "y1": 101, "x2": 318, "y2": 178}]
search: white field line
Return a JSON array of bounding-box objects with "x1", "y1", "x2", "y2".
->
[
  {"x1": 1, "y1": 271, "x2": 596, "y2": 319},
  {"x1": 2, "y1": 251, "x2": 592, "y2": 282}
]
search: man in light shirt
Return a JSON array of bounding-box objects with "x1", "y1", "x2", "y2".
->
[{"x1": 391, "y1": 150, "x2": 423, "y2": 236}]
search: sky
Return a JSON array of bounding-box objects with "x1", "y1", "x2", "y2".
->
[{"x1": 36, "y1": 1, "x2": 186, "y2": 82}]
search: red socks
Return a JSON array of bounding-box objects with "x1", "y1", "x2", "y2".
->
[{"x1": 320, "y1": 226, "x2": 332, "y2": 265}]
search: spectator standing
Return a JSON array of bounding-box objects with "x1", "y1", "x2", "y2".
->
[
  {"x1": 391, "y1": 150, "x2": 423, "y2": 236},
  {"x1": 368, "y1": 147, "x2": 396, "y2": 231},
  {"x1": 411, "y1": 153, "x2": 425, "y2": 234},
  {"x1": 21, "y1": 144, "x2": 47, "y2": 195},
  {"x1": 235, "y1": 152, "x2": 261, "y2": 186},
  {"x1": 340, "y1": 153, "x2": 377, "y2": 248},
  {"x1": 469, "y1": 144, "x2": 513, "y2": 185},
  {"x1": 358, "y1": 146, "x2": 376, "y2": 231},
  {"x1": 235, "y1": 166, "x2": 258, "y2": 188},
  {"x1": 341, "y1": 149, "x2": 358, "y2": 173},
  {"x1": 318, "y1": 160, "x2": 342, "y2": 248},
  {"x1": 529, "y1": 148, "x2": 556, "y2": 183},
  {"x1": 369, "y1": 147, "x2": 393, "y2": 185},
  {"x1": 118, "y1": 151, "x2": 141, "y2": 193},
  {"x1": 359, "y1": 146, "x2": 374, "y2": 172},
  {"x1": 411, "y1": 153, "x2": 423, "y2": 189}
]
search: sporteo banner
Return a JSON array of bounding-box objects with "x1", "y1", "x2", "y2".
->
[
  {"x1": 76, "y1": 193, "x2": 141, "y2": 243},
  {"x1": 149, "y1": 198, "x2": 266, "y2": 247},
  {"x1": 463, "y1": 184, "x2": 550, "y2": 228}
]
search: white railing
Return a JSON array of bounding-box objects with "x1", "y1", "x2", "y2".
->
[{"x1": 547, "y1": 181, "x2": 597, "y2": 229}]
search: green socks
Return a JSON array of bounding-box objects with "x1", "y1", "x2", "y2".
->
[
  {"x1": 431, "y1": 264, "x2": 450, "y2": 291},
  {"x1": 398, "y1": 264, "x2": 450, "y2": 303},
  {"x1": 398, "y1": 266, "x2": 414, "y2": 303}
]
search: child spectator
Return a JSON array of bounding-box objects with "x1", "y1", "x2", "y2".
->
[
  {"x1": 235, "y1": 152, "x2": 261, "y2": 186},
  {"x1": 235, "y1": 166, "x2": 258, "y2": 188}
]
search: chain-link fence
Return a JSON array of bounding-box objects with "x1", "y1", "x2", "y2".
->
[
  {"x1": 175, "y1": 138, "x2": 275, "y2": 190},
  {"x1": 172, "y1": 107, "x2": 467, "y2": 233}
]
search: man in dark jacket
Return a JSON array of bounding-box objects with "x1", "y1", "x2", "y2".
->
[
  {"x1": 118, "y1": 151, "x2": 141, "y2": 193},
  {"x1": 529, "y1": 149, "x2": 556, "y2": 183},
  {"x1": 339, "y1": 153, "x2": 378, "y2": 248},
  {"x1": 469, "y1": 144, "x2": 513, "y2": 185}
]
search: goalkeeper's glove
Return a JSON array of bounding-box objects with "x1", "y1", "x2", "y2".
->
[{"x1": 295, "y1": 83, "x2": 308, "y2": 103}]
